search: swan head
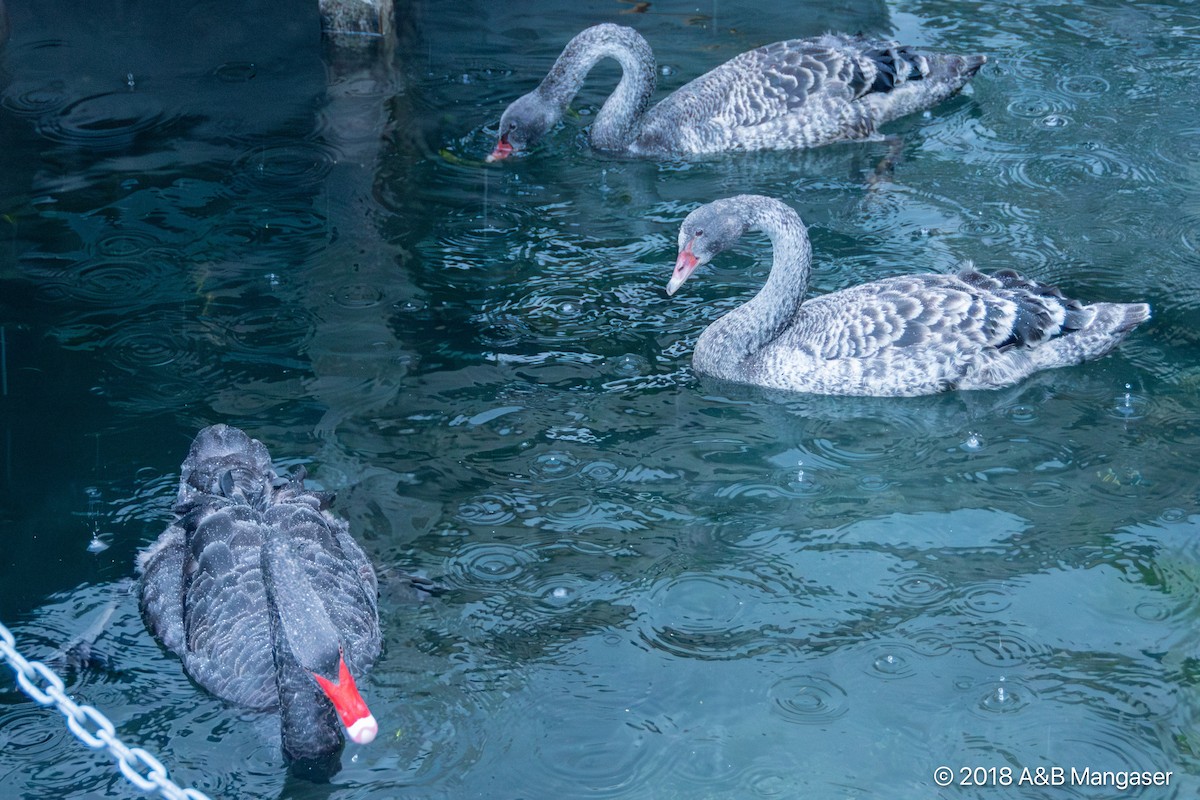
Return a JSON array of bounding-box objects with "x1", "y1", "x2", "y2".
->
[
  {"x1": 667, "y1": 199, "x2": 750, "y2": 296},
  {"x1": 488, "y1": 91, "x2": 558, "y2": 162}
]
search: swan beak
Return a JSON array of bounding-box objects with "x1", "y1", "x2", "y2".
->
[
  {"x1": 346, "y1": 713, "x2": 379, "y2": 745},
  {"x1": 486, "y1": 138, "x2": 513, "y2": 163},
  {"x1": 312, "y1": 653, "x2": 378, "y2": 745},
  {"x1": 667, "y1": 243, "x2": 700, "y2": 296}
]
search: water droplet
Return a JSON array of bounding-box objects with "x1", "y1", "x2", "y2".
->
[
  {"x1": 660, "y1": 65, "x2": 676, "y2": 77},
  {"x1": 1006, "y1": 404, "x2": 1038, "y2": 423},
  {"x1": 609, "y1": 353, "x2": 648, "y2": 376},
  {"x1": 83, "y1": 486, "x2": 102, "y2": 500},
  {"x1": 1110, "y1": 384, "x2": 1147, "y2": 420},
  {"x1": 126, "y1": 72, "x2": 135, "y2": 90},
  {"x1": 87, "y1": 535, "x2": 109, "y2": 553},
  {"x1": 857, "y1": 474, "x2": 890, "y2": 491},
  {"x1": 533, "y1": 452, "x2": 575, "y2": 477},
  {"x1": 1160, "y1": 507, "x2": 1186, "y2": 523},
  {"x1": 961, "y1": 432, "x2": 984, "y2": 451},
  {"x1": 396, "y1": 298, "x2": 428, "y2": 313}
]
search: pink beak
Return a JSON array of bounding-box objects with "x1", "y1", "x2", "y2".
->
[
  {"x1": 487, "y1": 137, "x2": 514, "y2": 163},
  {"x1": 667, "y1": 240, "x2": 700, "y2": 296}
]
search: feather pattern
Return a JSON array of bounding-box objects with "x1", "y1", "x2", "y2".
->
[
  {"x1": 138, "y1": 424, "x2": 381, "y2": 761},
  {"x1": 668, "y1": 196, "x2": 1150, "y2": 396},
  {"x1": 490, "y1": 25, "x2": 985, "y2": 160}
]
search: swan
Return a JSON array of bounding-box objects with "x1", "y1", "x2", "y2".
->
[
  {"x1": 667, "y1": 195, "x2": 1150, "y2": 396},
  {"x1": 138, "y1": 424, "x2": 381, "y2": 763},
  {"x1": 488, "y1": 23, "x2": 985, "y2": 160}
]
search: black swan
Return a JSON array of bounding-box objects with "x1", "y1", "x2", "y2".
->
[
  {"x1": 489, "y1": 23, "x2": 985, "y2": 160},
  {"x1": 667, "y1": 195, "x2": 1150, "y2": 396},
  {"x1": 138, "y1": 424, "x2": 381, "y2": 762}
]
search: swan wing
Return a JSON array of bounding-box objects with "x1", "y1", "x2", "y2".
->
[
  {"x1": 178, "y1": 504, "x2": 276, "y2": 708},
  {"x1": 266, "y1": 502, "x2": 382, "y2": 675},
  {"x1": 646, "y1": 35, "x2": 927, "y2": 133},
  {"x1": 784, "y1": 274, "x2": 1028, "y2": 361}
]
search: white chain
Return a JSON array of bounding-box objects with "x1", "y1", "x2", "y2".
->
[{"x1": 0, "y1": 618, "x2": 214, "y2": 800}]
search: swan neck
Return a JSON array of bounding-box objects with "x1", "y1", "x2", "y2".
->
[
  {"x1": 751, "y1": 202, "x2": 812, "y2": 317},
  {"x1": 538, "y1": 24, "x2": 656, "y2": 152},
  {"x1": 269, "y1": 599, "x2": 344, "y2": 761},
  {"x1": 699, "y1": 199, "x2": 812, "y2": 372}
]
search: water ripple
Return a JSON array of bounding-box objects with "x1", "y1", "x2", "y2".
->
[
  {"x1": 222, "y1": 306, "x2": 317, "y2": 357},
  {"x1": 805, "y1": 417, "x2": 936, "y2": 468},
  {"x1": 767, "y1": 673, "x2": 849, "y2": 725},
  {"x1": 445, "y1": 541, "x2": 539, "y2": 587},
  {"x1": 962, "y1": 625, "x2": 1052, "y2": 668},
  {"x1": 57, "y1": 259, "x2": 179, "y2": 306},
  {"x1": 0, "y1": 705, "x2": 70, "y2": 759},
  {"x1": 532, "y1": 709, "x2": 664, "y2": 798},
  {"x1": 230, "y1": 140, "x2": 339, "y2": 190},
  {"x1": 887, "y1": 571, "x2": 953, "y2": 608},
  {"x1": 639, "y1": 573, "x2": 780, "y2": 661},
  {"x1": 103, "y1": 325, "x2": 190, "y2": 370},
  {"x1": 1008, "y1": 145, "x2": 1153, "y2": 194},
  {"x1": 669, "y1": 728, "x2": 742, "y2": 787},
  {"x1": 1, "y1": 79, "x2": 71, "y2": 117},
  {"x1": 1058, "y1": 74, "x2": 1111, "y2": 97},
  {"x1": 969, "y1": 676, "x2": 1036, "y2": 716},
  {"x1": 205, "y1": 202, "x2": 329, "y2": 253},
  {"x1": 212, "y1": 61, "x2": 258, "y2": 83},
  {"x1": 91, "y1": 228, "x2": 170, "y2": 260},
  {"x1": 953, "y1": 583, "x2": 1016, "y2": 616},
  {"x1": 482, "y1": 286, "x2": 607, "y2": 345},
  {"x1": 35, "y1": 91, "x2": 172, "y2": 150},
  {"x1": 330, "y1": 283, "x2": 385, "y2": 309},
  {"x1": 862, "y1": 642, "x2": 922, "y2": 680}
]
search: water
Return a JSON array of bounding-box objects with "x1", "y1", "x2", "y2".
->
[{"x1": 2, "y1": 0, "x2": 1200, "y2": 797}]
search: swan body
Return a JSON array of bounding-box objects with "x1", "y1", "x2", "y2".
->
[
  {"x1": 138, "y1": 424, "x2": 381, "y2": 762},
  {"x1": 668, "y1": 195, "x2": 1150, "y2": 396},
  {"x1": 489, "y1": 24, "x2": 985, "y2": 160}
]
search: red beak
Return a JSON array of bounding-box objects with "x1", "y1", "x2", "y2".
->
[
  {"x1": 487, "y1": 137, "x2": 514, "y2": 162},
  {"x1": 312, "y1": 653, "x2": 378, "y2": 745}
]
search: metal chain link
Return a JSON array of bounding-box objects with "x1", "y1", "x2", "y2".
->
[{"x1": 0, "y1": 617, "x2": 214, "y2": 800}]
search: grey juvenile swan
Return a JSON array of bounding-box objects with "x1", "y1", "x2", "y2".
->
[
  {"x1": 489, "y1": 23, "x2": 985, "y2": 160},
  {"x1": 138, "y1": 424, "x2": 381, "y2": 763},
  {"x1": 668, "y1": 195, "x2": 1150, "y2": 396}
]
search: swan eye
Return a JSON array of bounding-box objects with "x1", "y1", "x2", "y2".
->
[{"x1": 693, "y1": 229, "x2": 704, "y2": 238}]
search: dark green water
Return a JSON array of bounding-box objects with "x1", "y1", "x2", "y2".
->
[{"x1": 2, "y1": 0, "x2": 1200, "y2": 797}]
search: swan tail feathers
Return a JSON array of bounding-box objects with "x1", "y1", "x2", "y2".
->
[{"x1": 1030, "y1": 302, "x2": 1150, "y2": 369}]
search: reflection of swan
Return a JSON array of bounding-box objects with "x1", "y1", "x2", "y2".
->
[
  {"x1": 669, "y1": 195, "x2": 1150, "y2": 396},
  {"x1": 489, "y1": 24, "x2": 984, "y2": 160},
  {"x1": 138, "y1": 425, "x2": 381, "y2": 764}
]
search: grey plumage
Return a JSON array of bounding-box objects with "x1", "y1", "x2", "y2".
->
[
  {"x1": 668, "y1": 195, "x2": 1150, "y2": 397},
  {"x1": 490, "y1": 24, "x2": 986, "y2": 160},
  {"x1": 138, "y1": 424, "x2": 380, "y2": 762}
]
